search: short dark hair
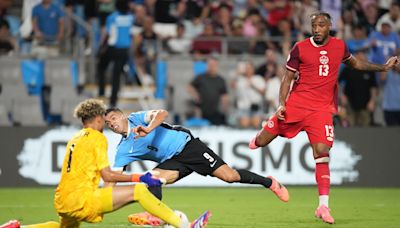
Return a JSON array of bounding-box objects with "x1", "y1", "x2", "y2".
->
[
  {"x1": 310, "y1": 12, "x2": 332, "y2": 23},
  {"x1": 105, "y1": 107, "x2": 123, "y2": 116}
]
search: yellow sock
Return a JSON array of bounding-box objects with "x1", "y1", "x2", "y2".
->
[
  {"x1": 23, "y1": 221, "x2": 60, "y2": 228},
  {"x1": 133, "y1": 183, "x2": 181, "y2": 227}
]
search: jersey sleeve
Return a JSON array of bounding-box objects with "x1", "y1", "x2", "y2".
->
[
  {"x1": 286, "y1": 44, "x2": 300, "y2": 72},
  {"x1": 128, "y1": 111, "x2": 148, "y2": 125},
  {"x1": 95, "y1": 134, "x2": 110, "y2": 171},
  {"x1": 342, "y1": 42, "x2": 352, "y2": 62}
]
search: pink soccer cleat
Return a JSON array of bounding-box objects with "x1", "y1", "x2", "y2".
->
[
  {"x1": 191, "y1": 210, "x2": 212, "y2": 228},
  {"x1": 0, "y1": 220, "x2": 20, "y2": 228},
  {"x1": 128, "y1": 211, "x2": 164, "y2": 226},
  {"x1": 315, "y1": 205, "x2": 335, "y2": 224},
  {"x1": 268, "y1": 176, "x2": 289, "y2": 202}
]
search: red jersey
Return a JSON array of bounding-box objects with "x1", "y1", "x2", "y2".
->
[{"x1": 285, "y1": 37, "x2": 351, "y2": 114}]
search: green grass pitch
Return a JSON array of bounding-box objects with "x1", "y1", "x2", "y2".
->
[{"x1": 1, "y1": 187, "x2": 399, "y2": 227}]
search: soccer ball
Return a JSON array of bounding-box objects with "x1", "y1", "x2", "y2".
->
[{"x1": 163, "y1": 210, "x2": 189, "y2": 228}]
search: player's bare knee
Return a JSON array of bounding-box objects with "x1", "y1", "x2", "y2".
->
[
  {"x1": 313, "y1": 144, "x2": 331, "y2": 159},
  {"x1": 153, "y1": 169, "x2": 179, "y2": 184}
]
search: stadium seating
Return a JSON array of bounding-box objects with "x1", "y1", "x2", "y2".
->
[
  {"x1": 44, "y1": 58, "x2": 88, "y2": 124},
  {"x1": 0, "y1": 57, "x2": 46, "y2": 126}
]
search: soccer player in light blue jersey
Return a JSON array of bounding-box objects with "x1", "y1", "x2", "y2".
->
[{"x1": 104, "y1": 108, "x2": 289, "y2": 226}]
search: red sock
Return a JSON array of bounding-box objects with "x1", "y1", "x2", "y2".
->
[{"x1": 315, "y1": 154, "x2": 330, "y2": 196}]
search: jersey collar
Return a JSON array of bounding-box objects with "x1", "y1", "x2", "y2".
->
[{"x1": 310, "y1": 36, "x2": 331, "y2": 47}]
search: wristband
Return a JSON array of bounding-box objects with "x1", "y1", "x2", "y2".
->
[{"x1": 131, "y1": 174, "x2": 142, "y2": 182}]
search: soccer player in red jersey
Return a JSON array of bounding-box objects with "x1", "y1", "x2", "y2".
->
[{"x1": 249, "y1": 12, "x2": 398, "y2": 224}]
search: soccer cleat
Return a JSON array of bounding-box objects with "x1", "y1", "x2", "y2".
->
[
  {"x1": 268, "y1": 176, "x2": 289, "y2": 202},
  {"x1": 191, "y1": 210, "x2": 212, "y2": 228},
  {"x1": 315, "y1": 205, "x2": 335, "y2": 224},
  {"x1": 128, "y1": 211, "x2": 163, "y2": 226},
  {"x1": 0, "y1": 220, "x2": 20, "y2": 228}
]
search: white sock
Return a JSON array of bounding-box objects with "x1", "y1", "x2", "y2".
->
[{"x1": 319, "y1": 195, "x2": 329, "y2": 207}]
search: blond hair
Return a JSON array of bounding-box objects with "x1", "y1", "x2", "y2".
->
[{"x1": 73, "y1": 99, "x2": 107, "y2": 123}]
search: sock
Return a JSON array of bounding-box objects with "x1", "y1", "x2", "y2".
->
[
  {"x1": 319, "y1": 195, "x2": 329, "y2": 207},
  {"x1": 148, "y1": 186, "x2": 163, "y2": 200},
  {"x1": 237, "y1": 169, "x2": 272, "y2": 188},
  {"x1": 133, "y1": 183, "x2": 181, "y2": 227},
  {"x1": 23, "y1": 221, "x2": 60, "y2": 228},
  {"x1": 315, "y1": 153, "x2": 330, "y2": 207}
]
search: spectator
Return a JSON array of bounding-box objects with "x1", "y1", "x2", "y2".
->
[
  {"x1": 346, "y1": 25, "x2": 369, "y2": 53},
  {"x1": 0, "y1": 0, "x2": 20, "y2": 37},
  {"x1": 376, "y1": 1, "x2": 400, "y2": 33},
  {"x1": 0, "y1": 19, "x2": 17, "y2": 54},
  {"x1": 212, "y1": 3, "x2": 233, "y2": 36},
  {"x1": 31, "y1": 0, "x2": 65, "y2": 57},
  {"x1": 232, "y1": 61, "x2": 266, "y2": 128},
  {"x1": 191, "y1": 19, "x2": 222, "y2": 54},
  {"x1": 227, "y1": 18, "x2": 249, "y2": 54},
  {"x1": 242, "y1": 8, "x2": 262, "y2": 38},
  {"x1": 97, "y1": 0, "x2": 134, "y2": 107},
  {"x1": 381, "y1": 66, "x2": 400, "y2": 126},
  {"x1": 184, "y1": 0, "x2": 210, "y2": 20},
  {"x1": 187, "y1": 56, "x2": 229, "y2": 125},
  {"x1": 339, "y1": 50, "x2": 378, "y2": 126},
  {"x1": 132, "y1": 4, "x2": 146, "y2": 28},
  {"x1": 263, "y1": 0, "x2": 293, "y2": 37},
  {"x1": 337, "y1": 9, "x2": 357, "y2": 40},
  {"x1": 165, "y1": 22, "x2": 191, "y2": 54},
  {"x1": 183, "y1": 16, "x2": 204, "y2": 39},
  {"x1": 265, "y1": 66, "x2": 284, "y2": 116},
  {"x1": 293, "y1": 0, "x2": 318, "y2": 39},
  {"x1": 358, "y1": 2, "x2": 380, "y2": 35},
  {"x1": 255, "y1": 49, "x2": 280, "y2": 80},
  {"x1": 134, "y1": 16, "x2": 159, "y2": 75},
  {"x1": 367, "y1": 19, "x2": 400, "y2": 65},
  {"x1": 20, "y1": 0, "x2": 41, "y2": 54},
  {"x1": 320, "y1": 0, "x2": 341, "y2": 35},
  {"x1": 154, "y1": 0, "x2": 185, "y2": 23}
]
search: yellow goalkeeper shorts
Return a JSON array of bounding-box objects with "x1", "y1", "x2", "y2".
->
[{"x1": 59, "y1": 187, "x2": 113, "y2": 226}]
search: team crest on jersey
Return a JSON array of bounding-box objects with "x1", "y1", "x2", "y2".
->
[{"x1": 319, "y1": 55, "x2": 329, "y2": 65}]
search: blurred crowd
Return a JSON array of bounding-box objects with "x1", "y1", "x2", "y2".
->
[{"x1": 1, "y1": 0, "x2": 400, "y2": 127}]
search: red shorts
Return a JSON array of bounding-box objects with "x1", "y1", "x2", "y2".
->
[{"x1": 263, "y1": 106, "x2": 334, "y2": 147}]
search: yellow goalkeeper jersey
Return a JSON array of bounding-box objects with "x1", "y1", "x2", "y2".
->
[{"x1": 54, "y1": 128, "x2": 110, "y2": 213}]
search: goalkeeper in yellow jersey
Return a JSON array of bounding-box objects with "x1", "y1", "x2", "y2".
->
[{"x1": 0, "y1": 99, "x2": 210, "y2": 228}]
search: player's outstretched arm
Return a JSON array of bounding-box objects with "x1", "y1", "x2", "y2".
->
[
  {"x1": 345, "y1": 55, "x2": 398, "y2": 72},
  {"x1": 100, "y1": 167, "x2": 164, "y2": 187}
]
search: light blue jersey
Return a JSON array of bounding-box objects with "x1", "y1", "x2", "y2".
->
[
  {"x1": 106, "y1": 12, "x2": 134, "y2": 48},
  {"x1": 113, "y1": 111, "x2": 191, "y2": 168}
]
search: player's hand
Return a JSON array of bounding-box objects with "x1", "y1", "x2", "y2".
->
[
  {"x1": 139, "y1": 172, "x2": 166, "y2": 187},
  {"x1": 132, "y1": 126, "x2": 150, "y2": 139},
  {"x1": 276, "y1": 105, "x2": 286, "y2": 121},
  {"x1": 384, "y1": 56, "x2": 398, "y2": 70}
]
